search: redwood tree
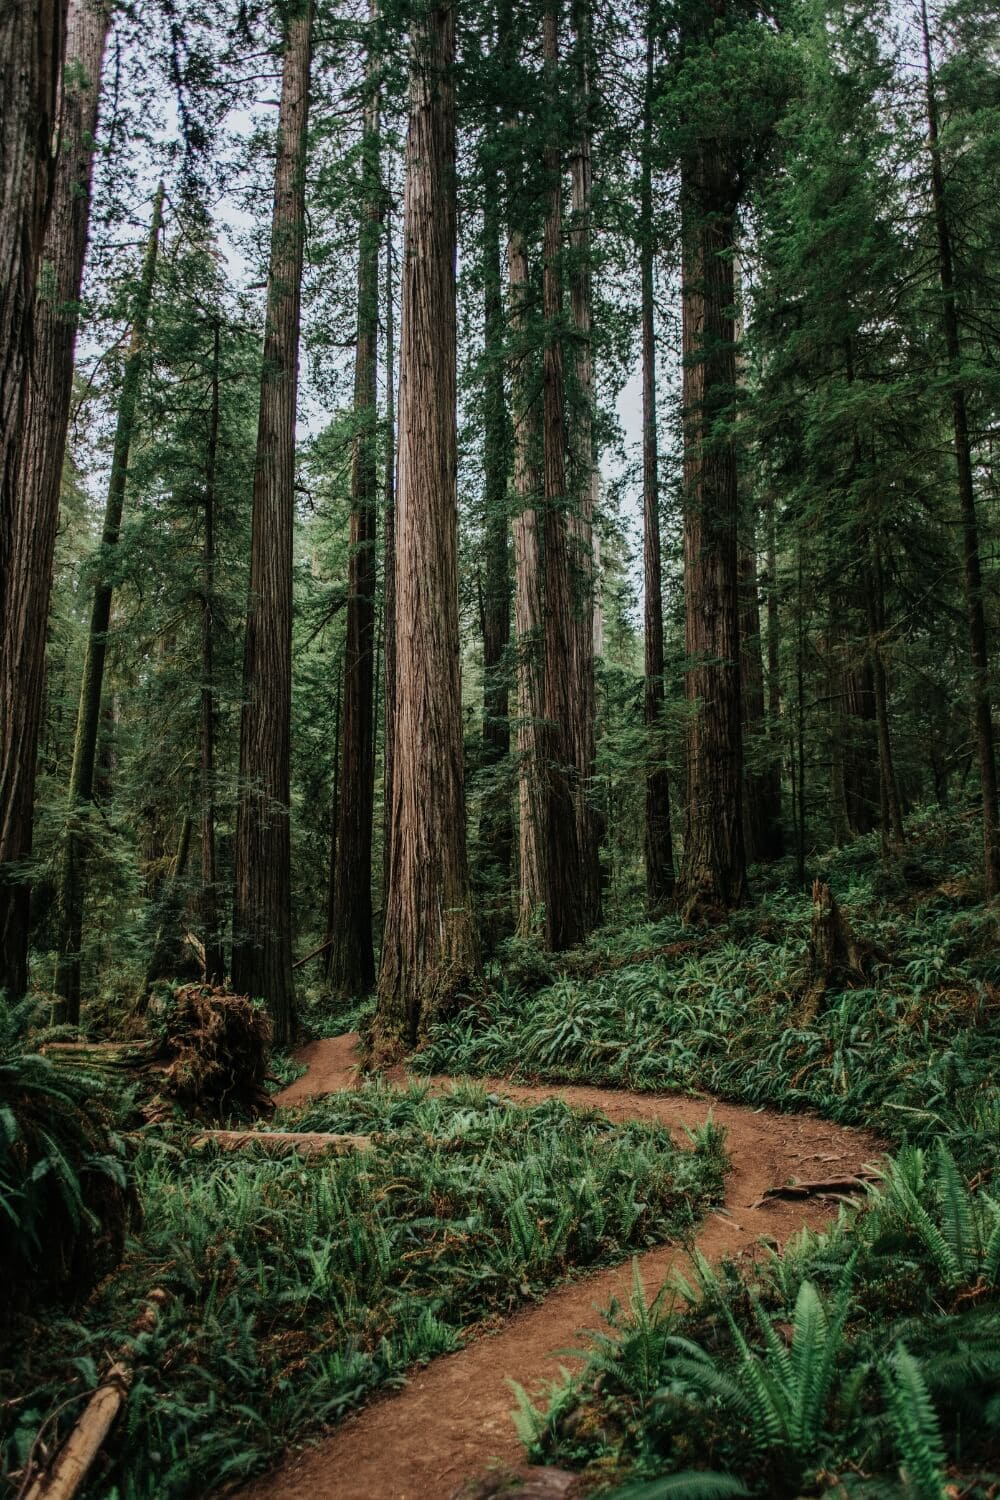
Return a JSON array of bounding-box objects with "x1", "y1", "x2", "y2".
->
[
  {"x1": 375, "y1": 0, "x2": 478, "y2": 1048},
  {"x1": 232, "y1": 0, "x2": 313, "y2": 1043},
  {"x1": 326, "y1": 5, "x2": 380, "y2": 998},
  {"x1": 0, "y1": 0, "x2": 108, "y2": 998}
]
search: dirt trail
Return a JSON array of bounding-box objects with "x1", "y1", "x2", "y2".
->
[{"x1": 240, "y1": 1035, "x2": 880, "y2": 1500}]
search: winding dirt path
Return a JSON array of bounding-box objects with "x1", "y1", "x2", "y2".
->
[{"x1": 239, "y1": 1035, "x2": 880, "y2": 1500}]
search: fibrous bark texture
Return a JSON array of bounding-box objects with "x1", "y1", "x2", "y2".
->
[
  {"x1": 679, "y1": 151, "x2": 748, "y2": 918},
  {"x1": 231, "y1": 3, "x2": 313, "y2": 1045},
  {"x1": 0, "y1": 0, "x2": 108, "y2": 999},
  {"x1": 326, "y1": 7, "x2": 380, "y2": 998},
  {"x1": 376, "y1": 0, "x2": 478, "y2": 1049}
]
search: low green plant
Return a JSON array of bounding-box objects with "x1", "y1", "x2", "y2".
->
[{"x1": 1, "y1": 1081, "x2": 725, "y2": 1497}]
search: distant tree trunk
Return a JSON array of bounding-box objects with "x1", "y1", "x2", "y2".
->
[
  {"x1": 326, "y1": 9, "x2": 380, "y2": 998},
  {"x1": 478, "y1": 158, "x2": 513, "y2": 926},
  {"x1": 640, "y1": 22, "x2": 674, "y2": 915},
  {"x1": 375, "y1": 0, "x2": 478, "y2": 1049},
  {"x1": 568, "y1": 0, "x2": 601, "y2": 931},
  {"x1": 739, "y1": 517, "x2": 783, "y2": 861},
  {"x1": 0, "y1": 0, "x2": 65, "y2": 622},
  {"x1": 843, "y1": 650, "x2": 878, "y2": 835},
  {"x1": 54, "y1": 183, "x2": 164, "y2": 1023},
  {"x1": 508, "y1": 224, "x2": 547, "y2": 937},
  {"x1": 201, "y1": 317, "x2": 224, "y2": 984},
  {"x1": 678, "y1": 146, "x2": 747, "y2": 917},
  {"x1": 826, "y1": 595, "x2": 851, "y2": 848},
  {"x1": 382, "y1": 182, "x2": 397, "y2": 910},
  {"x1": 0, "y1": 0, "x2": 108, "y2": 1000},
  {"x1": 540, "y1": 0, "x2": 587, "y2": 951},
  {"x1": 864, "y1": 536, "x2": 905, "y2": 852},
  {"x1": 231, "y1": 4, "x2": 312, "y2": 1045},
  {"x1": 920, "y1": 0, "x2": 999, "y2": 898}
]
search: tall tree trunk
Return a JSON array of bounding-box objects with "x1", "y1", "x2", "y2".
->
[
  {"x1": 540, "y1": 0, "x2": 587, "y2": 951},
  {"x1": 326, "y1": 7, "x2": 380, "y2": 998},
  {"x1": 381, "y1": 181, "x2": 397, "y2": 914},
  {"x1": 568, "y1": 0, "x2": 601, "y2": 931},
  {"x1": 920, "y1": 0, "x2": 999, "y2": 898},
  {"x1": 843, "y1": 649, "x2": 878, "y2": 835},
  {"x1": 375, "y1": 0, "x2": 478, "y2": 1049},
  {"x1": 0, "y1": 0, "x2": 108, "y2": 999},
  {"x1": 231, "y1": 3, "x2": 313, "y2": 1044},
  {"x1": 0, "y1": 0, "x2": 65, "y2": 626},
  {"x1": 739, "y1": 516, "x2": 783, "y2": 861},
  {"x1": 54, "y1": 183, "x2": 164, "y2": 1022},
  {"x1": 678, "y1": 148, "x2": 747, "y2": 917},
  {"x1": 864, "y1": 536, "x2": 905, "y2": 852},
  {"x1": 142, "y1": 813, "x2": 193, "y2": 994},
  {"x1": 201, "y1": 317, "x2": 224, "y2": 984},
  {"x1": 478, "y1": 167, "x2": 513, "y2": 930},
  {"x1": 508, "y1": 224, "x2": 547, "y2": 937},
  {"x1": 640, "y1": 22, "x2": 674, "y2": 914}
]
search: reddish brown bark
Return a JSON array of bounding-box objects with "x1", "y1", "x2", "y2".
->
[
  {"x1": 0, "y1": 0, "x2": 108, "y2": 998},
  {"x1": 232, "y1": 3, "x2": 313, "y2": 1044},
  {"x1": 326, "y1": 8, "x2": 380, "y2": 998},
  {"x1": 679, "y1": 149, "x2": 747, "y2": 917},
  {"x1": 375, "y1": 0, "x2": 477, "y2": 1048}
]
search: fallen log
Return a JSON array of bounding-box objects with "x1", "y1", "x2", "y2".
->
[
  {"x1": 190, "y1": 1129, "x2": 372, "y2": 1157},
  {"x1": 21, "y1": 1291, "x2": 169, "y2": 1500},
  {"x1": 751, "y1": 1168, "x2": 881, "y2": 1209}
]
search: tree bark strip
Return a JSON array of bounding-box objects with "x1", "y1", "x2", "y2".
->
[
  {"x1": 0, "y1": 0, "x2": 109, "y2": 998},
  {"x1": 232, "y1": 3, "x2": 313, "y2": 1044},
  {"x1": 375, "y1": 0, "x2": 478, "y2": 1048},
  {"x1": 200, "y1": 317, "x2": 224, "y2": 983},
  {"x1": 326, "y1": 2, "x2": 381, "y2": 998}
]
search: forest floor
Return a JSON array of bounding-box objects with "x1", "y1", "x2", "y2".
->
[{"x1": 238, "y1": 1033, "x2": 881, "y2": 1500}]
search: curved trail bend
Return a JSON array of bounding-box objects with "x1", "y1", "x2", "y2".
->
[{"x1": 239, "y1": 1034, "x2": 880, "y2": 1500}]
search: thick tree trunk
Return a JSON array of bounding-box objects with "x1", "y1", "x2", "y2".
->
[
  {"x1": 477, "y1": 162, "x2": 513, "y2": 928},
  {"x1": 568, "y1": 0, "x2": 601, "y2": 931},
  {"x1": 0, "y1": 0, "x2": 65, "y2": 624},
  {"x1": 539, "y1": 0, "x2": 588, "y2": 952},
  {"x1": 0, "y1": 0, "x2": 108, "y2": 999},
  {"x1": 508, "y1": 225, "x2": 547, "y2": 937},
  {"x1": 640, "y1": 23, "x2": 674, "y2": 914},
  {"x1": 678, "y1": 150, "x2": 747, "y2": 917},
  {"x1": 54, "y1": 183, "x2": 164, "y2": 1022},
  {"x1": 920, "y1": 0, "x2": 999, "y2": 898},
  {"x1": 326, "y1": 12, "x2": 380, "y2": 998},
  {"x1": 231, "y1": 4, "x2": 313, "y2": 1044},
  {"x1": 201, "y1": 318, "x2": 224, "y2": 984},
  {"x1": 382, "y1": 183, "x2": 397, "y2": 912},
  {"x1": 375, "y1": 0, "x2": 478, "y2": 1049}
]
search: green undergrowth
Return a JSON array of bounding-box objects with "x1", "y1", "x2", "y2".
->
[
  {"x1": 517, "y1": 1142, "x2": 1000, "y2": 1496},
  {"x1": 418, "y1": 809, "x2": 1000, "y2": 1177},
  {"x1": 0, "y1": 1081, "x2": 725, "y2": 1499}
]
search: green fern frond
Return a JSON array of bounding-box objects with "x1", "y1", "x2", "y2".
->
[
  {"x1": 603, "y1": 1472, "x2": 750, "y2": 1499},
  {"x1": 880, "y1": 1344, "x2": 948, "y2": 1500}
]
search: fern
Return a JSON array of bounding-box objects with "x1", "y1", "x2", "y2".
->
[
  {"x1": 603, "y1": 1475, "x2": 749, "y2": 1499},
  {"x1": 880, "y1": 1345, "x2": 948, "y2": 1500}
]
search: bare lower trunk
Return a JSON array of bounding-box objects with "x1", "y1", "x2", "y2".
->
[
  {"x1": 640, "y1": 21, "x2": 674, "y2": 914},
  {"x1": 375, "y1": 0, "x2": 478, "y2": 1049},
  {"x1": 327, "y1": 10, "x2": 380, "y2": 998},
  {"x1": 678, "y1": 151, "x2": 747, "y2": 917},
  {"x1": 0, "y1": 0, "x2": 108, "y2": 999},
  {"x1": 381, "y1": 184, "x2": 397, "y2": 914},
  {"x1": 0, "y1": 0, "x2": 65, "y2": 626},
  {"x1": 54, "y1": 183, "x2": 164, "y2": 1022},
  {"x1": 568, "y1": 0, "x2": 601, "y2": 931},
  {"x1": 477, "y1": 164, "x2": 513, "y2": 932},
  {"x1": 232, "y1": 5, "x2": 313, "y2": 1044},
  {"x1": 864, "y1": 538, "x2": 905, "y2": 853},
  {"x1": 508, "y1": 227, "x2": 546, "y2": 936},
  {"x1": 201, "y1": 318, "x2": 224, "y2": 984},
  {"x1": 739, "y1": 519, "x2": 783, "y2": 862},
  {"x1": 540, "y1": 0, "x2": 587, "y2": 951}
]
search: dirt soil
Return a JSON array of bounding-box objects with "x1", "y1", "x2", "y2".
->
[{"x1": 237, "y1": 1034, "x2": 882, "y2": 1500}]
